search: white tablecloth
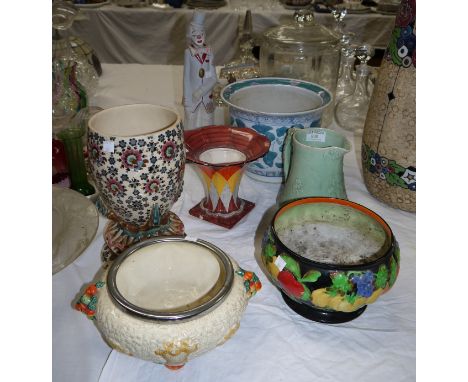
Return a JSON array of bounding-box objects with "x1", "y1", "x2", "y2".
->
[
  {"x1": 70, "y1": 3, "x2": 396, "y2": 65},
  {"x1": 52, "y1": 64, "x2": 415, "y2": 382}
]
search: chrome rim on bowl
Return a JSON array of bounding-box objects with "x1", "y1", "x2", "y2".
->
[{"x1": 107, "y1": 237, "x2": 234, "y2": 321}]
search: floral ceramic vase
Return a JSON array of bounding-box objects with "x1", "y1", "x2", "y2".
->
[
  {"x1": 88, "y1": 104, "x2": 186, "y2": 260},
  {"x1": 361, "y1": 0, "x2": 416, "y2": 212},
  {"x1": 261, "y1": 197, "x2": 400, "y2": 324}
]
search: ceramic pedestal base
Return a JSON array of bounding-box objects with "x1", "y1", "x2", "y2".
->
[
  {"x1": 100, "y1": 212, "x2": 185, "y2": 263},
  {"x1": 281, "y1": 292, "x2": 367, "y2": 324},
  {"x1": 101, "y1": 243, "x2": 116, "y2": 264},
  {"x1": 95, "y1": 196, "x2": 114, "y2": 220},
  {"x1": 165, "y1": 364, "x2": 185, "y2": 371},
  {"x1": 189, "y1": 198, "x2": 255, "y2": 229}
]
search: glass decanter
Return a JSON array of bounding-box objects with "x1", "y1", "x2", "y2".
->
[
  {"x1": 336, "y1": 46, "x2": 356, "y2": 101},
  {"x1": 337, "y1": 32, "x2": 355, "y2": 77},
  {"x1": 214, "y1": 10, "x2": 260, "y2": 106},
  {"x1": 52, "y1": 1, "x2": 98, "y2": 98},
  {"x1": 52, "y1": 1, "x2": 95, "y2": 196},
  {"x1": 331, "y1": 7, "x2": 347, "y2": 36},
  {"x1": 335, "y1": 45, "x2": 374, "y2": 133},
  {"x1": 332, "y1": 10, "x2": 357, "y2": 100},
  {"x1": 220, "y1": 10, "x2": 259, "y2": 81}
]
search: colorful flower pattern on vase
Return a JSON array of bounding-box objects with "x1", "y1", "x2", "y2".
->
[
  {"x1": 362, "y1": 143, "x2": 416, "y2": 191},
  {"x1": 387, "y1": 0, "x2": 416, "y2": 68},
  {"x1": 88, "y1": 121, "x2": 185, "y2": 228},
  {"x1": 120, "y1": 148, "x2": 147, "y2": 171},
  {"x1": 360, "y1": 0, "x2": 415, "y2": 212},
  {"x1": 261, "y1": 229, "x2": 400, "y2": 313}
]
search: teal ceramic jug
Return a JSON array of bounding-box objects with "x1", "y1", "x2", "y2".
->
[{"x1": 279, "y1": 128, "x2": 350, "y2": 204}]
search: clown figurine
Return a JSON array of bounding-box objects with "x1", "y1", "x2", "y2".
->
[{"x1": 183, "y1": 12, "x2": 217, "y2": 131}]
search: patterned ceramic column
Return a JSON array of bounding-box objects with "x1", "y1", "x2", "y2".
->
[{"x1": 361, "y1": 0, "x2": 416, "y2": 212}]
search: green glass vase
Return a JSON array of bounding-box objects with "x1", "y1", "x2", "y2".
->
[{"x1": 57, "y1": 125, "x2": 95, "y2": 196}]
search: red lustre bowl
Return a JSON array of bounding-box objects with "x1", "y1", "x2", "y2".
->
[{"x1": 185, "y1": 125, "x2": 270, "y2": 229}]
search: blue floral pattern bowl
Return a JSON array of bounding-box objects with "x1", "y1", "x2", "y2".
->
[{"x1": 221, "y1": 78, "x2": 332, "y2": 183}]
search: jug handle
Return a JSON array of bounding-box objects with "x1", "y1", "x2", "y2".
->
[{"x1": 283, "y1": 127, "x2": 298, "y2": 182}]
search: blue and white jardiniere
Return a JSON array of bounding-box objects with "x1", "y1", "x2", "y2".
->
[{"x1": 221, "y1": 78, "x2": 332, "y2": 183}]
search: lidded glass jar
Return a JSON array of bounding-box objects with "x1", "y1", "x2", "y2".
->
[{"x1": 259, "y1": 10, "x2": 341, "y2": 126}]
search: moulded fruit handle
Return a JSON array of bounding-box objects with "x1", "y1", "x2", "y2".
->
[
  {"x1": 75, "y1": 281, "x2": 105, "y2": 320},
  {"x1": 235, "y1": 267, "x2": 262, "y2": 299}
]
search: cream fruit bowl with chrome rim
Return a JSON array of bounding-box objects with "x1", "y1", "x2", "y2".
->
[{"x1": 75, "y1": 237, "x2": 261, "y2": 369}]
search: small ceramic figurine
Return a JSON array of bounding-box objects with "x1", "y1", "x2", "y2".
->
[{"x1": 183, "y1": 12, "x2": 217, "y2": 131}]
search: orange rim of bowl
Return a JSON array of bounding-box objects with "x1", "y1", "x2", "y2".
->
[{"x1": 273, "y1": 197, "x2": 394, "y2": 269}]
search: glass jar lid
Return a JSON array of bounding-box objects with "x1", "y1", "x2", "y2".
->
[{"x1": 263, "y1": 10, "x2": 340, "y2": 49}]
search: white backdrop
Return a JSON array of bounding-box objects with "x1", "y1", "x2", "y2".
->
[
  {"x1": 52, "y1": 64, "x2": 415, "y2": 382},
  {"x1": 70, "y1": 3, "x2": 396, "y2": 65}
]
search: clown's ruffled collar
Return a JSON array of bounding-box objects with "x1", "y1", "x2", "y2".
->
[{"x1": 188, "y1": 44, "x2": 211, "y2": 57}]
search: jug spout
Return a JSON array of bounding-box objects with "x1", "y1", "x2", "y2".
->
[{"x1": 279, "y1": 128, "x2": 351, "y2": 204}]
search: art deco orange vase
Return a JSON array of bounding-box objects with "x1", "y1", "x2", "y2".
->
[{"x1": 185, "y1": 126, "x2": 270, "y2": 228}]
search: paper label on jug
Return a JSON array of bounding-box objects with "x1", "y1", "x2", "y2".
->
[
  {"x1": 306, "y1": 131, "x2": 326, "y2": 142},
  {"x1": 274, "y1": 256, "x2": 287, "y2": 271},
  {"x1": 103, "y1": 141, "x2": 115, "y2": 153}
]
